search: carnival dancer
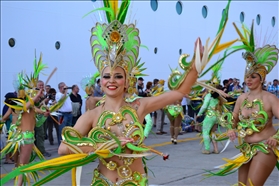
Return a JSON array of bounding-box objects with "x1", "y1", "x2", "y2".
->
[
  {"x1": 205, "y1": 20, "x2": 279, "y2": 186},
  {"x1": 166, "y1": 99, "x2": 184, "y2": 144},
  {"x1": 1, "y1": 0, "x2": 237, "y2": 185},
  {"x1": 187, "y1": 89, "x2": 205, "y2": 133},
  {"x1": 80, "y1": 72, "x2": 103, "y2": 111},
  {"x1": 0, "y1": 53, "x2": 48, "y2": 185},
  {"x1": 151, "y1": 79, "x2": 167, "y2": 134},
  {"x1": 0, "y1": 53, "x2": 67, "y2": 185},
  {"x1": 196, "y1": 62, "x2": 229, "y2": 154}
]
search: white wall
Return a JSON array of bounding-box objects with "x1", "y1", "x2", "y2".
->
[{"x1": 1, "y1": 0, "x2": 278, "y2": 112}]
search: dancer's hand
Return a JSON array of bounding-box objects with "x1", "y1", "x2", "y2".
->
[
  {"x1": 119, "y1": 137, "x2": 134, "y2": 146},
  {"x1": 194, "y1": 37, "x2": 204, "y2": 60},
  {"x1": 34, "y1": 89, "x2": 44, "y2": 102},
  {"x1": 227, "y1": 129, "x2": 236, "y2": 141},
  {"x1": 44, "y1": 110, "x2": 50, "y2": 117},
  {"x1": 265, "y1": 137, "x2": 277, "y2": 148}
]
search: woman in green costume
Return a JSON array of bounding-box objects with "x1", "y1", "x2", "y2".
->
[
  {"x1": 57, "y1": 0, "x2": 235, "y2": 184},
  {"x1": 166, "y1": 99, "x2": 184, "y2": 144},
  {"x1": 0, "y1": 53, "x2": 49, "y2": 185},
  {"x1": 196, "y1": 62, "x2": 227, "y2": 154},
  {"x1": 206, "y1": 21, "x2": 279, "y2": 186},
  {"x1": 1, "y1": 1, "x2": 238, "y2": 185}
]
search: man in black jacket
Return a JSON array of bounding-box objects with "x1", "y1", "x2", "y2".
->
[{"x1": 137, "y1": 77, "x2": 146, "y2": 97}]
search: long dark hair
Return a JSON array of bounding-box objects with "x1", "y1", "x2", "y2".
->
[
  {"x1": 4, "y1": 93, "x2": 17, "y2": 112},
  {"x1": 211, "y1": 92, "x2": 220, "y2": 99}
]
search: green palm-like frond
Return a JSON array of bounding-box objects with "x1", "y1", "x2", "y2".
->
[{"x1": 254, "y1": 45, "x2": 279, "y2": 73}]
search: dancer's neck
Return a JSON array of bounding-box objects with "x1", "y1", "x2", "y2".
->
[
  {"x1": 104, "y1": 95, "x2": 126, "y2": 112},
  {"x1": 248, "y1": 86, "x2": 263, "y2": 97}
]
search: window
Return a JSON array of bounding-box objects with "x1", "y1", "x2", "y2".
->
[
  {"x1": 271, "y1": 16, "x2": 276, "y2": 27},
  {"x1": 55, "y1": 41, "x2": 61, "y2": 50},
  {"x1": 179, "y1": 49, "x2": 182, "y2": 55},
  {"x1": 256, "y1": 14, "x2": 261, "y2": 25},
  {"x1": 154, "y1": 47, "x2": 158, "y2": 54},
  {"x1": 240, "y1": 12, "x2": 245, "y2": 23},
  {"x1": 202, "y1": 6, "x2": 208, "y2": 18},
  {"x1": 176, "y1": 1, "x2": 183, "y2": 15},
  {"x1": 8, "y1": 38, "x2": 16, "y2": 47},
  {"x1": 150, "y1": 0, "x2": 158, "y2": 12}
]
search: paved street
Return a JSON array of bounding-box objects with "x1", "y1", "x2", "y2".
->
[{"x1": 1, "y1": 119, "x2": 279, "y2": 186}]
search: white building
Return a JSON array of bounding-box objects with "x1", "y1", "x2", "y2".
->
[{"x1": 1, "y1": 0, "x2": 278, "y2": 111}]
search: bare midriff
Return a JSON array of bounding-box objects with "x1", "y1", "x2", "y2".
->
[
  {"x1": 98, "y1": 149, "x2": 145, "y2": 183},
  {"x1": 20, "y1": 109, "x2": 36, "y2": 132},
  {"x1": 244, "y1": 122, "x2": 277, "y2": 143}
]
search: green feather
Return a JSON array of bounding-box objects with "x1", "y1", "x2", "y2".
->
[
  {"x1": 83, "y1": 7, "x2": 115, "y2": 21},
  {"x1": 140, "y1": 44, "x2": 149, "y2": 51},
  {"x1": 117, "y1": 0, "x2": 130, "y2": 24},
  {"x1": 103, "y1": 0, "x2": 112, "y2": 23},
  {"x1": 249, "y1": 21, "x2": 255, "y2": 52},
  {"x1": 208, "y1": 0, "x2": 231, "y2": 60}
]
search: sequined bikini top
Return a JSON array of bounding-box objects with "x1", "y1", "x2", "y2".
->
[
  {"x1": 96, "y1": 105, "x2": 145, "y2": 146},
  {"x1": 61, "y1": 104, "x2": 147, "y2": 157},
  {"x1": 238, "y1": 98, "x2": 268, "y2": 138}
]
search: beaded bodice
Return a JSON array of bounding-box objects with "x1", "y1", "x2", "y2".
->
[
  {"x1": 96, "y1": 105, "x2": 144, "y2": 146},
  {"x1": 238, "y1": 98, "x2": 268, "y2": 138}
]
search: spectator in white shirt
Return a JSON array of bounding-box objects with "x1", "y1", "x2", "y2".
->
[{"x1": 56, "y1": 82, "x2": 73, "y2": 145}]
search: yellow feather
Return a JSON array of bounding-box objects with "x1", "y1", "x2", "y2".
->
[
  {"x1": 232, "y1": 22, "x2": 249, "y2": 46},
  {"x1": 1, "y1": 142, "x2": 12, "y2": 153},
  {"x1": 27, "y1": 173, "x2": 32, "y2": 185},
  {"x1": 33, "y1": 146, "x2": 45, "y2": 160},
  {"x1": 208, "y1": 28, "x2": 225, "y2": 54},
  {"x1": 0, "y1": 173, "x2": 7, "y2": 178},
  {"x1": 4, "y1": 103, "x2": 23, "y2": 111},
  {"x1": 212, "y1": 39, "x2": 238, "y2": 55},
  {"x1": 274, "y1": 148, "x2": 279, "y2": 160},
  {"x1": 23, "y1": 101, "x2": 27, "y2": 112},
  {"x1": 72, "y1": 168, "x2": 77, "y2": 186},
  {"x1": 110, "y1": 0, "x2": 118, "y2": 17},
  {"x1": 11, "y1": 143, "x2": 19, "y2": 157},
  {"x1": 15, "y1": 176, "x2": 18, "y2": 185},
  {"x1": 63, "y1": 141, "x2": 83, "y2": 154},
  {"x1": 22, "y1": 154, "x2": 88, "y2": 170},
  {"x1": 95, "y1": 149, "x2": 110, "y2": 158},
  {"x1": 248, "y1": 178, "x2": 254, "y2": 186}
]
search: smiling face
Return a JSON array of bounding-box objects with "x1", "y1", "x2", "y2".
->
[
  {"x1": 101, "y1": 66, "x2": 127, "y2": 97},
  {"x1": 245, "y1": 73, "x2": 262, "y2": 90}
]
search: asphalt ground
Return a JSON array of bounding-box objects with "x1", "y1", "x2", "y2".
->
[{"x1": 1, "y1": 119, "x2": 279, "y2": 186}]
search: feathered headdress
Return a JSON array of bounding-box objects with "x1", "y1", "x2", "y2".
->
[
  {"x1": 87, "y1": 0, "x2": 140, "y2": 77},
  {"x1": 80, "y1": 72, "x2": 100, "y2": 96},
  {"x1": 13, "y1": 52, "x2": 47, "y2": 99},
  {"x1": 232, "y1": 20, "x2": 278, "y2": 80},
  {"x1": 127, "y1": 58, "x2": 147, "y2": 96}
]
